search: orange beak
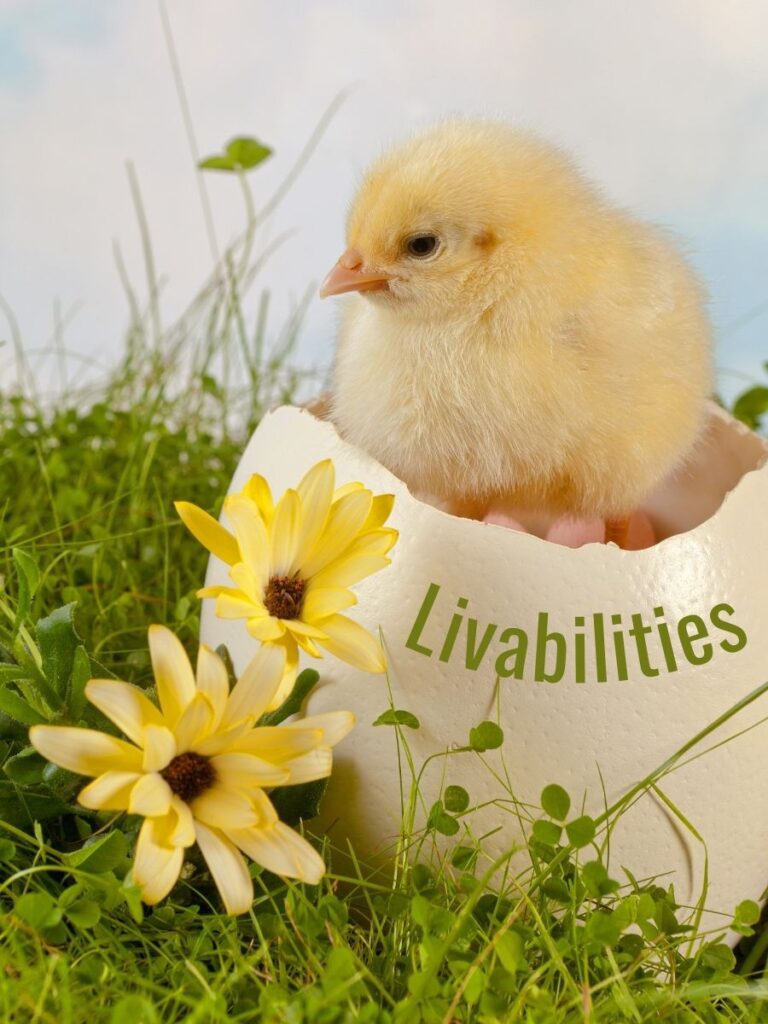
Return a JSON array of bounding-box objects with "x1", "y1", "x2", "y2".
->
[{"x1": 319, "y1": 249, "x2": 392, "y2": 298}]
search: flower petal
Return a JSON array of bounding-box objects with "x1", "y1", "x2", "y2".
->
[
  {"x1": 301, "y1": 587, "x2": 357, "y2": 623},
  {"x1": 286, "y1": 711, "x2": 355, "y2": 748},
  {"x1": 30, "y1": 725, "x2": 143, "y2": 776},
  {"x1": 281, "y1": 748, "x2": 333, "y2": 784},
  {"x1": 192, "y1": 787, "x2": 259, "y2": 830},
  {"x1": 129, "y1": 772, "x2": 173, "y2": 817},
  {"x1": 361, "y1": 493, "x2": 395, "y2": 532},
  {"x1": 229, "y1": 822, "x2": 325, "y2": 884},
  {"x1": 229, "y1": 563, "x2": 267, "y2": 606},
  {"x1": 301, "y1": 489, "x2": 373, "y2": 578},
  {"x1": 133, "y1": 816, "x2": 184, "y2": 905},
  {"x1": 214, "y1": 590, "x2": 267, "y2": 621},
  {"x1": 77, "y1": 771, "x2": 141, "y2": 810},
  {"x1": 310, "y1": 554, "x2": 391, "y2": 590},
  {"x1": 317, "y1": 614, "x2": 386, "y2": 673},
  {"x1": 142, "y1": 724, "x2": 177, "y2": 772},
  {"x1": 293, "y1": 459, "x2": 335, "y2": 568},
  {"x1": 173, "y1": 693, "x2": 215, "y2": 752},
  {"x1": 270, "y1": 489, "x2": 302, "y2": 577},
  {"x1": 246, "y1": 616, "x2": 286, "y2": 642},
  {"x1": 266, "y1": 639, "x2": 299, "y2": 711},
  {"x1": 230, "y1": 725, "x2": 323, "y2": 761},
  {"x1": 241, "y1": 473, "x2": 274, "y2": 525},
  {"x1": 194, "y1": 822, "x2": 253, "y2": 915},
  {"x1": 148, "y1": 625, "x2": 196, "y2": 726},
  {"x1": 174, "y1": 501, "x2": 240, "y2": 565},
  {"x1": 210, "y1": 752, "x2": 289, "y2": 788},
  {"x1": 224, "y1": 496, "x2": 270, "y2": 585},
  {"x1": 223, "y1": 644, "x2": 287, "y2": 727},
  {"x1": 85, "y1": 680, "x2": 165, "y2": 746},
  {"x1": 195, "y1": 645, "x2": 229, "y2": 728},
  {"x1": 168, "y1": 796, "x2": 196, "y2": 847},
  {"x1": 282, "y1": 618, "x2": 328, "y2": 640}
]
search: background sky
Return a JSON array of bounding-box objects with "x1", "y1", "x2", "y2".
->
[{"x1": 1, "y1": 0, "x2": 766, "y2": 400}]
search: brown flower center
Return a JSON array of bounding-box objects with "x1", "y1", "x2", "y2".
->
[
  {"x1": 263, "y1": 574, "x2": 306, "y2": 619},
  {"x1": 160, "y1": 752, "x2": 216, "y2": 802}
]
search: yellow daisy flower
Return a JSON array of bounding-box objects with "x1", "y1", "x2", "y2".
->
[
  {"x1": 29, "y1": 625, "x2": 354, "y2": 915},
  {"x1": 175, "y1": 458, "x2": 398, "y2": 706}
]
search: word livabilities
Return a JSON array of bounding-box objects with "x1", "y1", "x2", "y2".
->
[{"x1": 405, "y1": 582, "x2": 747, "y2": 684}]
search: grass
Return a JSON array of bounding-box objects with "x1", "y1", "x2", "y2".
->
[{"x1": 2, "y1": 128, "x2": 768, "y2": 1024}]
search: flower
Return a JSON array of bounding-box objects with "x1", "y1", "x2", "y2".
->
[
  {"x1": 175, "y1": 458, "x2": 398, "y2": 707},
  {"x1": 29, "y1": 625, "x2": 354, "y2": 914}
]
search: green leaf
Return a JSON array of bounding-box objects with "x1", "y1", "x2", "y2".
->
[
  {"x1": 585, "y1": 909, "x2": 622, "y2": 947},
  {"x1": 65, "y1": 830, "x2": 128, "y2": 873},
  {"x1": 109, "y1": 995, "x2": 158, "y2": 1024},
  {"x1": 469, "y1": 721, "x2": 504, "y2": 752},
  {"x1": 0, "y1": 838, "x2": 17, "y2": 861},
  {"x1": 540, "y1": 783, "x2": 570, "y2": 821},
  {"x1": 4, "y1": 746, "x2": 47, "y2": 785},
  {"x1": 565, "y1": 815, "x2": 596, "y2": 848},
  {"x1": 269, "y1": 778, "x2": 327, "y2": 826},
  {"x1": 12, "y1": 547, "x2": 40, "y2": 626},
  {"x1": 496, "y1": 930, "x2": 526, "y2": 974},
  {"x1": 0, "y1": 780, "x2": 73, "y2": 826},
  {"x1": 15, "y1": 891, "x2": 61, "y2": 931},
  {"x1": 700, "y1": 941, "x2": 736, "y2": 972},
  {"x1": 0, "y1": 688, "x2": 46, "y2": 726},
  {"x1": 444, "y1": 784, "x2": 469, "y2": 813},
  {"x1": 427, "y1": 800, "x2": 459, "y2": 836},
  {"x1": 261, "y1": 669, "x2": 319, "y2": 726},
  {"x1": 69, "y1": 645, "x2": 92, "y2": 719},
  {"x1": 37, "y1": 602, "x2": 82, "y2": 698},
  {"x1": 450, "y1": 845, "x2": 477, "y2": 871},
  {"x1": 199, "y1": 136, "x2": 272, "y2": 173},
  {"x1": 64, "y1": 898, "x2": 101, "y2": 929},
  {"x1": 732, "y1": 385, "x2": 768, "y2": 430},
  {"x1": 372, "y1": 708, "x2": 420, "y2": 729},
  {"x1": 532, "y1": 819, "x2": 562, "y2": 846},
  {"x1": 581, "y1": 860, "x2": 619, "y2": 898},
  {"x1": 734, "y1": 899, "x2": 760, "y2": 926}
]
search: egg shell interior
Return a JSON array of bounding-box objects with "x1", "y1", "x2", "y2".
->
[{"x1": 200, "y1": 401, "x2": 768, "y2": 937}]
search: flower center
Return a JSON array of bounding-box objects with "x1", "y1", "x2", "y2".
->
[
  {"x1": 263, "y1": 574, "x2": 306, "y2": 619},
  {"x1": 160, "y1": 752, "x2": 216, "y2": 802}
]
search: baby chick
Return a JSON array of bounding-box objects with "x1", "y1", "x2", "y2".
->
[{"x1": 320, "y1": 120, "x2": 712, "y2": 545}]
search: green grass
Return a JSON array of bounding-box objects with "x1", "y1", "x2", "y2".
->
[{"x1": 2, "y1": 140, "x2": 768, "y2": 1023}]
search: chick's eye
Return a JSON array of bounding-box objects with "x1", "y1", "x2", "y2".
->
[{"x1": 405, "y1": 233, "x2": 439, "y2": 259}]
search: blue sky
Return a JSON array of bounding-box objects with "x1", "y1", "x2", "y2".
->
[{"x1": 1, "y1": 0, "x2": 766, "y2": 400}]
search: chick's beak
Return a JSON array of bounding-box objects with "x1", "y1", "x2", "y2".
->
[{"x1": 319, "y1": 249, "x2": 392, "y2": 298}]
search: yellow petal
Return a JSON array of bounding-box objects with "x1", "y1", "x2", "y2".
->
[
  {"x1": 241, "y1": 473, "x2": 274, "y2": 525},
  {"x1": 85, "y1": 680, "x2": 165, "y2": 746},
  {"x1": 247, "y1": 616, "x2": 286, "y2": 642},
  {"x1": 224, "y1": 496, "x2": 270, "y2": 584},
  {"x1": 361, "y1": 493, "x2": 395, "y2": 531},
  {"x1": 142, "y1": 724, "x2": 177, "y2": 772},
  {"x1": 270, "y1": 489, "x2": 302, "y2": 577},
  {"x1": 292, "y1": 631, "x2": 323, "y2": 658},
  {"x1": 194, "y1": 822, "x2": 253, "y2": 915},
  {"x1": 174, "y1": 501, "x2": 240, "y2": 566},
  {"x1": 287, "y1": 711, "x2": 355, "y2": 748},
  {"x1": 168, "y1": 797, "x2": 196, "y2": 847},
  {"x1": 210, "y1": 753, "x2": 289, "y2": 788},
  {"x1": 133, "y1": 816, "x2": 184, "y2": 905},
  {"x1": 332, "y1": 482, "x2": 364, "y2": 501},
  {"x1": 77, "y1": 771, "x2": 141, "y2": 811},
  {"x1": 173, "y1": 693, "x2": 215, "y2": 752},
  {"x1": 301, "y1": 586, "x2": 357, "y2": 623},
  {"x1": 281, "y1": 748, "x2": 332, "y2": 784},
  {"x1": 301, "y1": 489, "x2": 372, "y2": 578},
  {"x1": 318, "y1": 615, "x2": 386, "y2": 673},
  {"x1": 266, "y1": 639, "x2": 299, "y2": 711},
  {"x1": 293, "y1": 459, "x2": 335, "y2": 568},
  {"x1": 229, "y1": 563, "x2": 268, "y2": 605},
  {"x1": 309, "y1": 554, "x2": 391, "y2": 590},
  {"x1": 231, "y1": 725, "x2": 323, "y2": 761},
  {"x1": 229, "y1": 822, "x2": 325, "y2": 884},
  {"x1": 215, "y1": 590, "x2": 267, "y2": 622},
  {"x1": 192, "y1": 787, "x2": 259, "y2": 830},
  {"x1": 129, "y1": 772, "x2": 173, "y2": 817},
  {"x1": 30, "y1": 725, "x2": 143, "y2": 776},
  {"x1": 148, "y1": 625, "x2": 196, "y2": 726},
  {"x1": 283, "y1": 618, "x2": 328, "y2": 640},
  {"x1": 195, "y1": 645, "x2": 229, "y2": 728},
  {"x1": 223, "y1": 644, "x2": 286, "y2": 728}
]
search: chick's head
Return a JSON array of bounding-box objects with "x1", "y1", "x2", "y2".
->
[{"x1": 320, "y1": 120, "x2": 600, "y2": 320}]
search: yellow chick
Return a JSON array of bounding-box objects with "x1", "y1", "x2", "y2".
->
[{"x1": 319, "y1": 120, "x2": 713, "y2": 545}]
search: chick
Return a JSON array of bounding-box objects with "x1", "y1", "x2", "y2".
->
[{"x1": 319, "y1": 120, "x2": 712, "y2": 545}]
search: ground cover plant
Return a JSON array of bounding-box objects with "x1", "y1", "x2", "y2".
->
[{"x1": 2, "y1": 129, "x2": 768, "y2": 1023}]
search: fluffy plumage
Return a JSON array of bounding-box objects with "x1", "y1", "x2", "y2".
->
[{"x1": 321, "y1": 120, "x2": 713, "y2": 530}]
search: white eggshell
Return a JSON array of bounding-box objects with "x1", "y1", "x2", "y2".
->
[{"x1": 200, "y1": 402, "x2": 768, "y2": 935}]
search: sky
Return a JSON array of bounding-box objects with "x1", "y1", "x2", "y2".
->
[{"x1": 1, "y1": 0, "x2": 767, "y2": 400}]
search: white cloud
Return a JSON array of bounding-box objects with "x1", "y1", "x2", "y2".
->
[{"x1": 0, "y1": 0, "x2": 766, "y2": 390}]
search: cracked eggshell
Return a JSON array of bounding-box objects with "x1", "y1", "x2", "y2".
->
[{"x1": 200, "y1": 401, "x2": 768, "y2": 937}]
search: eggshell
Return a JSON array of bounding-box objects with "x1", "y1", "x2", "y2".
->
[{"x1": 200, "y1": 401, "x2": 768, "y2": 937}]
